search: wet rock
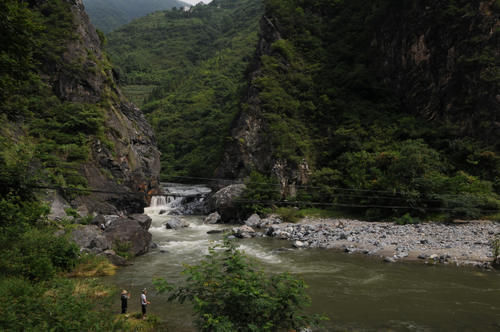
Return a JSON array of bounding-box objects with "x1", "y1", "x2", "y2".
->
[
  {"x1": 245, "y1": 213, "x2": 261, "y2": 228},
  {"x1": 293, "y1": 240, "x2": 307, "y2": 248},
  {"x1": 150, "y1": 242, "x2": 158, "y2": 249},
  {"x1": 159, "y1": 210, "x2": 168, "y2": 215},
  {"x1": 430, "y1": 254, "x2": 439, "y2": 261},
  {"x1": 232, "y1": 225, "x2": 256, "y2": 238},
  {"x1": 204, "y1": 212, "x2": 221, "y2": 224},
  {"x1": 418, "y1": 254, "x2": 428, "y2": 259},
  {"x1": 165, "y1": 217, "x2": 189, "y2": 229},
  {"x1": 207, "y1": 229, "x2": 224, "y2": 234},
  {"x1": 384, "y1": 256, "x2": 397, "y2": 263}
]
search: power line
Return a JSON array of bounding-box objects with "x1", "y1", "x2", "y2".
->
[
  {"x1": 161, "y1": 175, "x2": 498, "y2": 200},
  {"x1": 234, "y1": 199, "x2": 500, "y2": 214}
]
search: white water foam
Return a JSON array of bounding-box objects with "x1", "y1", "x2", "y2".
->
[{"x1": 238, "y1": 244, "x2": 283, "y2": 264}]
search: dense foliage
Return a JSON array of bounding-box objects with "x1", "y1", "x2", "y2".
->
[
  {"x1": 83, "y1": 0, "x2": 188, "y2": 33},
  {"x1": 0, "y1": 2, "x2": 137, "y2": 330},
  {"x1": 107, "y1": 0, "x2": 263, "y2": 179},
  {"x1": 0, "y1": 0, "x2": 114, "y2": 189},
  {"x1": 240, "y1": 0, "x2": 500, "y2": 220},
  {"x1": 155, "y1": 238, "x2": 326, "y2": 331},
  {"x1": 107, "y1": 0, "x2": 500, "y2": 220}
]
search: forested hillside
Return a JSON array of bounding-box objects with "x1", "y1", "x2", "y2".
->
[
  {"x1": 107, "y1": 0, "x2": 263, "y2": 178},
  {"x1": 219, "y1": 0, "x2": 500, "y2": 220},
  {"x1": 82, "y1": 0, "x2": 188, "y2": 32},
  {"x1": 108, "y1": 0, "x2": 499, "y2": 220}
]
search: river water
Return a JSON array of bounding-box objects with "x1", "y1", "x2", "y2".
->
[{"x1": 105, "y1": 185, "x2": 500, "y2": 331}]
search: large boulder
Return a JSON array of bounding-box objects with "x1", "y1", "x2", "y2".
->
[
  {"x1": 244, "y1": 213, "x2": 261, "y2": 228},
  {"x1": 208, "y1": 184, "x2": 247, "y2": 223},
  {"x1": 130, "y1": 214, "x2": 152, "y2": 230},
  {"x1": 71, "y1": 225, "x2": 111, "y2": 254},
  {"x1": 104, "y1": 216, "x2": 152, "y2": 257},
  {"x1": 165, "y1": 217, "x2": 189, "y2": 229}
]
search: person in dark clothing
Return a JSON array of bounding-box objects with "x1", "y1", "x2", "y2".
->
[{"x1": 121, "y1": 290, "x2": 130, "y2": 314}]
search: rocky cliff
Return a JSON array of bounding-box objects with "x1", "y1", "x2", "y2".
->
[
  {"x1": 375, "y1": 0, "x2": 499, "y2": 138},
  {"x1": 60, "y1": 0, "x2": 161, "y2": 215},
  {"x1": 24, "y1": 0, "x2": 161, "y2": 216}
]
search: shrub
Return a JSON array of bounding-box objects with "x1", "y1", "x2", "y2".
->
[
  {"x1": 394, "y1": 213, "x2": 420, "y2": 225},
  {"x1": 154, "y1": 238, "x2": 327, "y2": 331}
]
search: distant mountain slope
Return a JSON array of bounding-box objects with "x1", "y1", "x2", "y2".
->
[
  {"x1": 83, "y1": 0, "x2": 188, "y2": 32},
  {"x1": 107, "y1": 0, "x2": 263, "y2": 178}
]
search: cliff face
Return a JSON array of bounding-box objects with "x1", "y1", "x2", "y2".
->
[
  {"x1": 217, "y1": 0, "x2": 499, "y2": 196},
  {"x1": 68, "y1": 0, "x2": 160, "y2": 214},
  {"x1": 41, "y1": 0, "x2": 160, "y2": 214},
  {"x1": 375, "y1": 0, "x2": 499, "y2": 138}
]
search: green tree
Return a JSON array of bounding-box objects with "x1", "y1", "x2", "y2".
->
[{"x1": 154, "y1": 238, "x2": 326, "y2": 331}]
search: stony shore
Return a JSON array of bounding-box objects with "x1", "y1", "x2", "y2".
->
[{"x1": 229, "y1": 214, "x2": 500, "y2": 268}]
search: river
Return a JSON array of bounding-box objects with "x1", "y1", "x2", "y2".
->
[{"x1": 104, "y1": 184, "x2": 500, "y2": 331}]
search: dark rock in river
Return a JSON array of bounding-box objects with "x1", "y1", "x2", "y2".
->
[
  {"x1": 208, "y1": 184, "x2": 247, "y2": 223},
  {"x1": 232, "y1": 225, "x2": 256, "y2": 238}
]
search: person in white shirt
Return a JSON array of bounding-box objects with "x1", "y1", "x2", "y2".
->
[{"x1": 141, "y1": 288, "x2": 150, "y2": 319}]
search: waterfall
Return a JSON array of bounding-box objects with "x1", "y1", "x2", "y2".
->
[
  {"x1": 151, "y1": 195, "x2": 168, "y2": 207},
  {"x1": 144, "y1": 183, "x2": 212, "y2": 215}
]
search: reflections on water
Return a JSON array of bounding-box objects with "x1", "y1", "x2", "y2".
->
[{"x1": 105, "y1": 214, "x2": 500, "y2": 331}]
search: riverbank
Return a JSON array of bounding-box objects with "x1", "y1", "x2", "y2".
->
[{"x1": 234, "y1": 215, "x2": 500, "y2": 268}]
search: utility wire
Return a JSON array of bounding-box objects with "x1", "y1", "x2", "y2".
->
[{"x1": 161, "y1": 175, "x2": 497, "y2": 200}]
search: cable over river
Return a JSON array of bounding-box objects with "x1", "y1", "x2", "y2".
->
[{"x1": 104, "y1": 184, "x2": 500, "y2": 331}]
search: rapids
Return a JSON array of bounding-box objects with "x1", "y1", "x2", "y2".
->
[{"x1": 104, "y1": 184, "x2": 500, "y2": 331}]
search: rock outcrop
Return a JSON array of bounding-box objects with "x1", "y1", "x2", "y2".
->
[
  {"x1": 70, "y1": 214, "x2": 153, "y2": 259},
  {"x1": 374, "y1": 0, "x2": 499, "y2": 137},
  {"x1": 43, "y1": 0, "x2": 160, "y2": 216}
]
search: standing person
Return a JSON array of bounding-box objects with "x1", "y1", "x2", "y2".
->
[
  {"x1": 141, "y1": 288, "x2": 150, "y2": 319},
  {"x1": 121, "y1": 290, "x2": 130, "y2": 314}
]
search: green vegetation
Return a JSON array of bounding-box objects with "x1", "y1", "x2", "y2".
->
[
  {"x1": 0, "y1": 0, "x2": 113, "y2": 190},
  {"x1": 83, "y1": 0, "x2": 189, "y2": 33},
  {"x1": 0, "y1": 2, "x2": 142, "y2": 329},
  {"x1": 107, "y1": 0, "x2": 263, "y2": 179},
  {"x1": 107, "y1": 0, "x2": 499, "y2": 220},
  {"x1": 0, "y1": 147, "x2": 124, "y2": 330},
  {"x1": 154, "y1": 238, "x2": 327, "y2": 331},
  {"x1": 238, "y1": 0, "x2": 500, "y2": 220}
]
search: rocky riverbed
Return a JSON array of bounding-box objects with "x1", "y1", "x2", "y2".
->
[{"x1": 229, "y1": 214, "x2": 500, "y2": 268}]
